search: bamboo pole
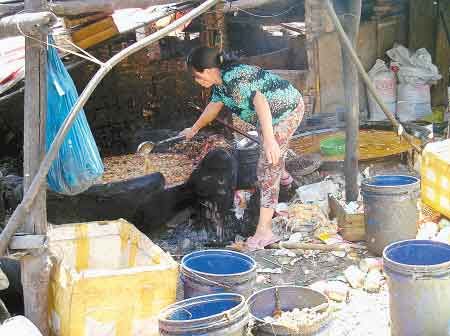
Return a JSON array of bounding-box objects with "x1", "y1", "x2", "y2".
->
[
  {"x1": 0, "y1": 0, "x2": 221, "y2": 257},
  {"x1": 339, "y1": 0, "x2": 361, "y2": 202},
  {"x1": 324, "y1": 0, "x2": 422, "y2": 153}
]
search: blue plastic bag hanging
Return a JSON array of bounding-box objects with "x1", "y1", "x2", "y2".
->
[{"x1": 46, "y1": 36, "x2": 104, "y2": 195}]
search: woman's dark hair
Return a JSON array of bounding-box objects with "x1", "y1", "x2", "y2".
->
[{"x1": 186, "y1": 47, "x2": 238, "y2": 72}]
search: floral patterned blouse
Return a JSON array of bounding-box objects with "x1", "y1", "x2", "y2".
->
[{"x1": 210, "y1": 64, "x2": 302, "y2": 126}]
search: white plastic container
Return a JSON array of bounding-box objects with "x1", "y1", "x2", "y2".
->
[{"x1": 368, "y1": 60, "x2": 397, "y2": 121}]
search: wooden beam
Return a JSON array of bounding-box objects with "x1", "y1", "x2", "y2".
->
[
  {"x1": 0, "y1": 3, "x2": 25, "y2": 18},
  {"x1": 22, "y1": 0, "x2": 50, "y2": 334},
  {"x1": 337, "y1": 0, "x2": 361, "y2": 202},
  {"x1": 23, "y1": 2, "x2": 48, "y2": 236},
  {"x1": 50, "y1": 0, "x2": 199, "y2": 16},
  {"x1": 223, "y1": 0, "x2": 296, "y2": 12},
  {"x1": 21, "y1": 252, "x2": 52, "y2": 336},
  {"x1": 0, "y1": 11, "x2": 56, "y2": 39},
  {"x1": 49, "y1": 0, "x2": 290, "y2": 16},
  {"x1": 431, "y1": 0, "x2": 450, "y2": 107}
]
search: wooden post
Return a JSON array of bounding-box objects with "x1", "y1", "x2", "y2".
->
[
  {"x1": 22, "y1": 0, "x2": 51, "y2": 334},
  {"x1": 432, "y1": 0, "x2": 450, "y2": 107},
  {"x1": 337, "y1": 0, "x2": 361, "y2": 202}
]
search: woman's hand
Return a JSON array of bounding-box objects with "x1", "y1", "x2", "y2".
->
[
  {"x1": 180, "y1": 127, "x2": 198, "y2": 140},
  {"x1": 264, "y1": 137, "x2": 281, "y2": 165}
]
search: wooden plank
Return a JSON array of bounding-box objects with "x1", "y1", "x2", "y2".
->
[
  {"x1": 64, "y1": 12, "x2": 112, "y2": 29},
  {"x1": 50, "y1": 0, "x2": 202, "y2": 16},
  {"x1": 409, "y1": 0, "x2": 436, "y2": 56},
  {"x1": 75, "y1": 26, "x2": 120, "y2": 50},
  {"x1": 22, "y1": 0, "x2": 50, "y2": 334},
  {"x1": 71, "y1": 16, "x2": 116, "y2": 42},
  {"x1": 21, "y1": 252, "x2": 51, "y2": 336},
  {"x1": 329, "y1": 195, "x2": 365, "y2": 241},
  {"x1": 23, "y1": 0, "x2": 47, "y2": 236}
]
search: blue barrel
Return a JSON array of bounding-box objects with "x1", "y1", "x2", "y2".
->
[
  {"x1": 383, "y1": 240, "x2": 450, "y2": 336},
  {"x1": 158, "y1": 293, "x2": 249, "y2": 336},
  {"x1": 361, "y1": 175, "x2": 420, "y2": 255},
  {"x1": 181, "y1": 249, "x2": 256, "y2": 298}
]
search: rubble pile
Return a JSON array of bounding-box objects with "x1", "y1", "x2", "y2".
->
[
  {"x1": 416, "y1": 216, "x2": 450, "y2": 244},
  {"x1": 263, "y1": 307, "x2": 329, "y2": 332}
]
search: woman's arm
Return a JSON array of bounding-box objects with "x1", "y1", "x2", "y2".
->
[
  {"x1": 253, "y1": 91, "x2": 280, "y2": 165},
  {"x1": 181, "y1": 101, "x2": 223, "y2": 139}
]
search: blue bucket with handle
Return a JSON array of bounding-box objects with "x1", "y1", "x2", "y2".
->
[{"x1": 180, "y1": 249, "x2": 256, "y2": 298}]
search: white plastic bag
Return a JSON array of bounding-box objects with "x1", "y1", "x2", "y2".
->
[
  {"x1": 367, "y1": 59, "x2": 397, "y2": 121},
  {"x1": 387, "y1": 44, "x2": 441, "y2": 85},
  {"x1": 295, "y1": 180, "x2": 339, "y2": 213}
]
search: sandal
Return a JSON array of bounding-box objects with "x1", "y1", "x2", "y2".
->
[
  {"x1": 258, "y1": 235, "x2": 281, "y2": 249},
  {"x1": 245, "y1": 235, "x2": 282, "y2": 252},
  {"x1": 245, "y1": 236, "x2": 263, "y2": 252}
]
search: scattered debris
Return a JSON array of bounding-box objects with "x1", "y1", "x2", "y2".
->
[
  {"x1": 275, "y1": 202, "x2": 289, "y2": 217},
  {"x1": 340, "y1": 200, "x2": 364, "y2": 214},
  {"x1": 295, "y1": 180, "x2": 340, "y2": 213},
  {"x1": 287, "y1": 203, "x2": 329, "y2": 234},
  {"x1": 416, "y1": 218, "x2": 450, "y2": 244},
  {"x1": 233, "y1": 190, "x2": 253, "y2": 219},
  {"x1": 435, "y1": 227, "x2": 450, "y2": 244},
  {"x1": 289, "y1": 258, "x2": 302, "y2": 266},
  {"x1": 287, "y1": 232, "x2": 304, "y2": 243},
  {"x1": 273, "y1": 249, "x2": 296, "y2": 258},
  {"x1": 310, "y1": 280, "x2": 350, "y2": 303},
  {"x1": 439, "y1": 218, "x2": 450, "y2": 229},
  {"x1": 344, "y1": 265, "x2": 366, "y2": 289},
  {"x1": 256, "y1": 274, "x2": 268, "y2": 284},
  {"x1": 364, "y1": 269, "x2": 383, "y2": 293},
  {"x1": 257, "y1": 267, "x2": 283, "y2": 274},
  {"x1": 359, "y1": 258, "x2": 383, "y2": 273},
  {"x1": 263, "y1": 306, "x2": 329, "y2": 332},
  {"x1": 416, "y1": 221, "x2": 439, "y2": 240}
]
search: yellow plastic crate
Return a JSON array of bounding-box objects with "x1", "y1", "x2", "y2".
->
[
  {"x1": 48, "y1": 219, "x2": 178, "y2": 336},
  {"x1": 421, "y1": 140, "x2": 450, "y2": 218}
]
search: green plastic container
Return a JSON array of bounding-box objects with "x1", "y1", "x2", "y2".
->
[{"x1": 320, "y1": 136, "x2": 346, "y2": 156}]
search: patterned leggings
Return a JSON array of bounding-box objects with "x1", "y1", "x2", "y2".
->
[{"x1": 257, "y1": 98, "x2": 304, "y2": 209}]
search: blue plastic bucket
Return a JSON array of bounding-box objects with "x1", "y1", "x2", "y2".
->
[
  {"x1": 383, "y1": 240, "x2": 450, "y2": 336},
  {"x1": 181, "y1": 249, "x2": 256, "y2": 298},
  {"x1": 158, "y1": 293, "x2": 249, "y2": 336},
  {"x1": 361, "y1": 175, "x2": 420, "y2": 255}
]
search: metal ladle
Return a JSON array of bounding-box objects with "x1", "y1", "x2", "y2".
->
[{"x1": 136, "y1": 134, "x2": 186, "y2": 154}]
